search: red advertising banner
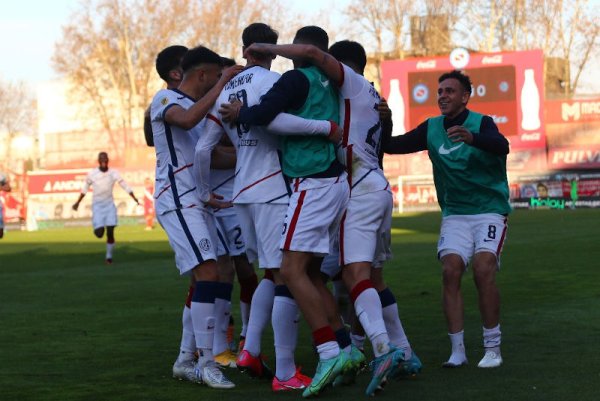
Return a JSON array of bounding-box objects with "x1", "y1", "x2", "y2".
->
[{"x1": 381, "y1": 49, "x2": 546, "y2": 176}]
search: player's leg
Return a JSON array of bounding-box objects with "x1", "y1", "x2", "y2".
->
[
  {"x1": 213, "y1": 253, "x2": 235, "y2": 368},
  {"x1": 93, "y1": 227, "x2": 104, "y2": 238},
  {"x1": 172, "y1": 278, "x2": 198, "y2": 381},
  {"x1": 232, "y1": 253, "x2": 257, "y2": 349},
  {"x1": 105, "y1": 225, "x2": 115, "y2": 263},
  {"x1": 472, "y1": 214, "x2": 507, "y2": 368},
  {"x1": 438, "y1": 216, "x2": 472, "y2": 368}
]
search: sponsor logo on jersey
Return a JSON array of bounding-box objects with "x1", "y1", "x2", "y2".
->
[
  {"x1": 199, "y1": 238, "x2": 211, "y2": 252},
  {"x1": 438, "y1": 143, "x2": 464, "y2": 155}
]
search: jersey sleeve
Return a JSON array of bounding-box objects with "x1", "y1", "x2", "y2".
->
[
  {"x1": 338, "y1": 63, "x2": 365, "y2": 99},
  {"x1": 151, "y1": 89, "x2": 180, "y2": 122},
  {"x1": 266, "y1": 113, "x2": 332, "y2": 136},
  {"x1": 194, "y1": 111, "x2": 226, "y2": 203},
  {"x1": 81, "y1": 171, "x2": 93, "y2": 194}
]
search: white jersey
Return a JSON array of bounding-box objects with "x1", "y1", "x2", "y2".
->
[
  {"x1": 195, "y1": 65, "x2": 332, "y2": 205},
  {"x1": 338, "y1": 63, "x2": 390, "y2": 197},
  {"x1": 151, "y1": 88, "x2": 201, "y2": 215},
  {"x1": 81, "y1": 168, "x2": 132, "y2": 206},
  {"x1": 211, "y1": 167, "x2": 235, "y2": 217}
]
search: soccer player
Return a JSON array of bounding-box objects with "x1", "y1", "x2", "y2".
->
[
  {"x1": 219, "y1": 26, "x2": 352, "y2": 397},
  {"x1": 195, "y1": 23, "x2": 339, "y2": 392},
  {"x1": 72, "y1": 152, "x2": 139, "y2": 264},
  {"x1": 243, "y1": 39, "x2": 410, "y2": 395},
  {"x1": 383, "y1": 70, "x2": 511, "y2": 369},
  {"x1": 150, "y1": 45, "x2": 242, "y2": 389},
  {"x1": 0, "y1": 172, "x2": 11, "y2": 239},
  {"x1": 143, "y1": 45, "x2": 188, "y2": 147}
]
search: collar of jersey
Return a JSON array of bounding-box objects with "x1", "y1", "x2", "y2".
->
[{"x1": 169, "y1": 88, "x2": 197, "y2": 102}]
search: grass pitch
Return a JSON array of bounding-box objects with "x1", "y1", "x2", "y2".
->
[{"x1": 1, "y1": 209, "x2": 599, "y2": 401}]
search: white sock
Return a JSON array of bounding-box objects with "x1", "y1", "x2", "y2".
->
[
  {"x1": 316, "y1": 341, "x2": 340, "y2": 360},
  {"x1": 350, "y1": 333, "x2": 365, "y2": 350},
  {"x1": 273, "y1": 295, "x2": 299, "y2": 381},
  {"x1": 483, "y1": 324, "x2": 501, "y2": 350},
  {"x1": 106, "y1": 242, "x2": 114, "y2": 259},
  {"x1": 212, "y1": 297, "x2": 230, "y2": 355},
  {"x1": 240, "y1": 301, "x2": 250, "y2": 338},
  {"x1": 244, "y1": 278, "x2": 275, "y2": 356},
  {"x1": 177, "y1": 305, "x2": 195, "y2": 363},
  {"x1": 382, "y1": 303, "x2": 412, "y2": 359},
  {"x1": 447, "y1": 330, "x2": 467, "y2": 364},
  {"x1": 354, "y1": 288, "x2": 389, "y2": 357},
  {"x1": 191, "y1": 301, "x2": 215, "y2": 366}
]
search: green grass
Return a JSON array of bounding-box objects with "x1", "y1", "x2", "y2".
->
[{"x1": 1, "y1": 209, "x2": 599, "y2": 400}]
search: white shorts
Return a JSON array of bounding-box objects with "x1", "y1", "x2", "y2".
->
[
  {"x1": 340, "y1": 190, "x2": 393, "y2": 267},
  {"x1": 281, "y1": 179, "x2": 350, "y2": 256},
  {"x1": 92, "y1": 202, "x2": 118, "y2": 229},
  {"x1": 214, "y1": 213, "x2": 246, "y2": 257},
  {"x1": 157, "y1": 206, "x2": 218, "y2": 275},
  {"x1": 437, "y1": 213, "x2": 508, "y2": 268},
  {"x1": 235, "y1": 203, "x2": 287, "y2": 269}
]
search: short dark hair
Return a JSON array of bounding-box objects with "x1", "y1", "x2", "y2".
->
[
  {"x1": 294, "y1": 26, "x2": 328, "y2": 52},
  {"x1": 242, "y1": 23, "x2": 278, "y2": 47},
  {"x1": 98, "y1": 152, "x2": 108, "y2": 159},
  {"x1": 180, "y1": 46, "x2": 223, "y2": 73},
  {"x1": 438, "y1": 70, "x2": 472, "y2": 94},
  {"x1": 155, "y1": 45, "x2": 188, "y2": 82},
  {"x1": 220, "y1": 57, "x2": 236, "y2": 67},
  {"x1": 329, "y1": 40, "x2": 367, "y2": 74}
]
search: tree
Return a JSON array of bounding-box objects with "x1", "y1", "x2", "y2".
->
[
  {"x1": 52, "y1": 0, "x2": 287, "y2": 163},
  {"x1": 0, "y1": 78, "x2": 36, "y2": 165}
]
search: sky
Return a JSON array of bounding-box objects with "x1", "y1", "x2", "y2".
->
[
  {"x1": 0, "y1": 0, "x2": 349, "y2": 85},
  {"x1": 1, "y1": 0, "x2": 598, "y2": 93}
]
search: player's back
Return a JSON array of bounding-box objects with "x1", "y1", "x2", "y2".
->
[
  {"x1": 151, "y1": 88, "x2": 201, "y2": 213},
  {"x1": 211, "y1": 66, "x2": 289, "y2": 204},
  {"x1": 338, "y1": 63, "x2": 389, "y2": 196}
]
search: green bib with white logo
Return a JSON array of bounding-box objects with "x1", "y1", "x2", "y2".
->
[
  {"x1": 427, "y1": 111, "x2": 511, "y2": 216},
  {"x1": 281, "y1": 66, "x2": 339, "y2": 177}
]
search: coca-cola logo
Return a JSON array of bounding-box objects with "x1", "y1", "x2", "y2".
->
[
  {"x1": 482, "y1": 55, "x2": 503, "y2": 64},
  {"x1": 416, "y1": 60, "x2": 436, "y2": 69},
  {"x1": 521, "y1": 133, "x2": 541, "y2": 141}
]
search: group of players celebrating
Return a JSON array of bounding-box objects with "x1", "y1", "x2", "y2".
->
[{"x1": 145, "y1": 21, "x2": 510, "y2": 398}]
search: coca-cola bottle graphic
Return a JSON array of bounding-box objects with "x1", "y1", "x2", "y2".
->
[
  {"x1": 388, "y1": 79, "x2": 406, "y2": 136},
  {"x1": 521, "y1": 69, "x2": 541, "y2": 131}
]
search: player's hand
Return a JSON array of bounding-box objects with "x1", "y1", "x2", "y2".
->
[
  {"x1": 243, "y1": 43, "x2": 273, "y2": 60},
  {"x1": 219, "y1": 65, "x2": 244, "y2": 84},
  {"x1": 327, "y1": 121, "x2": 343, "y2": 145},
  {"x1": 447, "y1": 125, "x2": 473, "y2": 144},
  {"x1": 204, "y1": 193, "x2": 232, "y2": 210},
  {"x1": 72, "y1": 202, "x2": 79, "y2": 211},
  {"x1": 219, "y1": 99, "x2": 243, "y2": 124},
  {"x1": 379, "y1": 98, "x2": 392, "y2": 122}
]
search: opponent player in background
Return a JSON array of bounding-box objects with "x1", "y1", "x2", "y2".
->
[
  {"x1": 150, "y1": 45, "x2": 242, "y2": 389},
  {"x1": 383, "y1": 70, "x2": 511, "y2": 369},
  {"x1": 72, "y1": 152, "x2": 139, "y2": 264},
  {"x1": 0, "y1": 172, "x2": 11, "y2": 239},
  {"x1": 219, "y1": 26, "x2": 351, "y2": 397},
  {"x1": 196, "y1": 23, "x2": 340, "y2": 392},
  {"x1": 243, "y1": 39, "x2": 410, "y2": 395}
]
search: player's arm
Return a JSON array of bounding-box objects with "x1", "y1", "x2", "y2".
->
[
  {"x1": 72, "y1": 175, "x2": 92, "y2": 211},
  {"x1": 219, "y1": 70, "x2": 309, "y2": 126},
  {"x1": 266, "y1": 113, "x2": 342, "y2": 143},
  {"x1": 194, "y1": 116, "x2": 231, "y2": 208},
  {"x1": 470, "y1": 116, "x2": 510, "y2": 155},
  {"x1": 245, "y1": 43, "x2": 343, "y2": 86},
  {"x1": 165, "y1": 65, "x2": 243, "y2": 130},
  {"x1": 383, "y1": 120, "x2": 429, "y2": 154},
  {"x1": 143, "y1": 105, "x2": 154, "y2": 147},
  {"x1": 114, "y1": 172, "x2": 139, "y2": 205}
]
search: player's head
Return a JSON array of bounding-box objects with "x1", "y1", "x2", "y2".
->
[
  {"x1": 293, "y1": 26, "x2": 329, "y2": 68},
  {"x1": 221, "y1": 57, "x2": 236, "y2": 68},
  {"x1": 180, "y1": 46, "x2": 224, "y2": 90},
  {"x1": 329, "y1": 40, "x2": 367, "y2": 75},
  {"x1": 437, "y1": 70, "x2": 472, "y2": 118},
  {"x1": 155, "y1": 45, "x2": 188, "y2": 86},
  {"x1": 98, "y1": 152, "x2": 109, "y2": 171},
  {"x1": 242, "y1": 23, "x2": 278, "y2": 66}
]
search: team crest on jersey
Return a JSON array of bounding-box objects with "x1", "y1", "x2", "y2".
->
[
  {"x1": 161, "y1": 97, "x2": 168, "y2": 105},
  {"x1": 199, "y1": 238, "x2": 211, "y2": 252}
]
